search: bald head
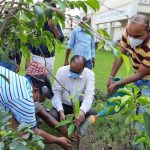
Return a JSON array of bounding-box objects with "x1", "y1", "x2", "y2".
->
[
  {"x1": 130, "y1": 14, "x2": 149, "y2": 28},
  {"x1": 82, "y1": 16, "x2": 91, "y2": 25},
  {"x1": 127, "y1": 14, "x2": 149, "y2": 40},
  {"x1": 70, "y1": 55, "x2": 86, "y2": 73}
]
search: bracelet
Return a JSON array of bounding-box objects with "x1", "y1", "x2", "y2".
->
[{"x1": 109, "y1": 76, "x2": 114, "y2": 79}]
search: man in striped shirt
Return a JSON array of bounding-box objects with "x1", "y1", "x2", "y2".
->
[
  {"x1": 107, "y1": 14, "x2": 150, "y2": 96},
  {"x1": 0, "y1": 66, "x2": 72, "y2": 149}
]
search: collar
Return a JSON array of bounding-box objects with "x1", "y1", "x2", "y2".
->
[{"x1": 76, "y1": 26, "x2": 83, "y2": 32}]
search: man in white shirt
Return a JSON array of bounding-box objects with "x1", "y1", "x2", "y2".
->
[{"x1": 50, "y1": 55, "x2": 96, "y2": 126}]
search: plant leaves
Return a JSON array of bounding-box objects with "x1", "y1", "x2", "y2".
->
[
  {"x1": 85, "y1": 0, "x2": 100, "y2": 11},
  {"x1": 143, "y1": 112, "x2": 150, "y2": 138},
  {"x1": 74, "y1": 99, "x2": 80, "y2": 117},
  {"x1": 121, "y1": 54, "x2": 131, "y2": 75},
  {"x1": 55, "y1": 120, "x2": 71, "y2": 128},
  {"x1": 68, "y1": 124, "x2": 75, "y2": 136}
]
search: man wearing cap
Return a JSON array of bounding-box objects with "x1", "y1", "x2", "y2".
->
[{"x1": 0, "y1": 63, "x2": 72, "y2": 149}]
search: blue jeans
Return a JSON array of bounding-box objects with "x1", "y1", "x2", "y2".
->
[
  {"x1": 134, "y1": 79, "x2": 150, "y2": 96},
  {"x1": 0, "y1": 61, "x2": 16, "y2": 72},
  {"x1": 85, "y1": 59, "x2": 93, "y2": 70}
]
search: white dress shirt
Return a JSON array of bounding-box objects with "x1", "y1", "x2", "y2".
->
[{"x1": 52, "y1": 65, "x2": 95, "y2": 113}]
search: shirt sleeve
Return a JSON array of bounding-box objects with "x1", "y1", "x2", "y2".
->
[
  {"x1": 120, "y1": 30, "x2": 128, "y2": 48},
  {"x1": 67, "y1": 30, "x2": 75, "y2": 50},
  {"x1": 56, "y1": 24, "x2": 64, "y2": 43},
  {"x1": 80, "y1": 71, "x2": 95, "y2": 113},
  {"x1": 52, "y1": 69, "x2": 63, "y2": 112},
  {"x1": 142, "y1": 57, "x2": 150, "y2": 67}
]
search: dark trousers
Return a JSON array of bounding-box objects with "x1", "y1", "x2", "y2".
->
[
  {"x1": 49, "y1": 104, "x2": 97, "y2": 122},
  {"x1": 85, "y1": 59, "x2": 93, "y2": 70}
]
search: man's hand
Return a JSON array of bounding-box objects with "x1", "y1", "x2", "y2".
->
[
  {"x1": 60, "y1": 111, "x2": 66, "y2": 121},
  {"x1": 108, "y1": 83, "x2": 118, "y2": 96},
  {"x1": 58, "y1": 137, "x2": 73, "y2": 150},
  {"x1": 92, "y1": 58, "x2": 95, "y2": 68},
  {"x1": 64, "y1": 61, "x2": 69, "y2": 66},
  {"x1": 74, "y1": 110, "x2": 85, "y2": 127},
  {"x1": 107, "y1": 76, "x2": 114, "y2": 88}
]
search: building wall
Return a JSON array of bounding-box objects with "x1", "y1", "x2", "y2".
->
[{"x1": 84, "y1": 0, "x2": 150, "y2": 41}]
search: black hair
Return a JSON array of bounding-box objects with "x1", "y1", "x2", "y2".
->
[
  {"x1": 130, "y1": 14, "x2": 149, "y2": 28},
  {"x1": 70, "y1": 55, "x2": 86, "y2": 67},
  {"x1": 29, "y1": 75, "x2": 53, "y2": 99},
  {"x1": 82, "y1": 16, "x2": 91, "y2": 22},
  {"x1": 44, "y1": 0, "x2": 56, "y2": 8}
]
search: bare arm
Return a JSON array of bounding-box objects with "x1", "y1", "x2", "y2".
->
[
  {"x1": 36, "y1": 108, "x2": 67, "y2": 136},
  {"x1": 109, "y1": 64, "x2": 150, "y2": 95},
  {"x1": 107, "y1": 47, "x2": 127, "y2": 87},
  {"x1": 33, "y1": 128, "x2": 72, "y2": 149},
  {"x1": 64, "y1": 49, "x2": 71, "y2": 66}
]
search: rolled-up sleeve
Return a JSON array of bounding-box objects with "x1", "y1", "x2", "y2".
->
[
  {"x1": 52, "y1": 69, "x2": 63, "y2": 112},
  {"x1": 80, "y1": 71, "x2": 95, "y2": 113},
  {"x1": 67, "y1": 30, "x2": 75, "y2": 50}
]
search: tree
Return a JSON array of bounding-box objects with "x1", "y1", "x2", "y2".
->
[{"x1": 0, "y1": 0, "x2": 100, "y2": 68}]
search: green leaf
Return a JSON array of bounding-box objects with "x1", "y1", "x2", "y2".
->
[
  {"x1": 0, "y1": 74, "x2": 10, "y2": 84},
  {"x1": 36, "y1": 140, "x2": 45, "y2": 150},
  {"x1": 32, "y1": 135, "x2": 44, "y2": 142},
  {"x1": 136, "y1": 96, "x2": 150, "y2": 106},
  {"x1": 115, "y1": 105, "x2": 120, "y2": 112},
  {"x1": 119, "y1": 110, "x2": 132, "y2": 128},
  {"x1": 121, "y1": 54, "x2": 131, "y2": 75},
  {"x1": 135, "y1": 134, "x2": 147, "y2": 144},
  {"x1": 97, "y1": 40, "x2": 105, "y2": 50},
  {"x1": 68, "y1": 124, "x2": 75, "y2": 136},
  {"x1": 55, "y1": 120, "x2": 71, "y2": 128},
  {"x1": 57, "y1": 0, "x2": 67, "y2": 11},
  {"x1": 143, "y1": 112, "x2": 150, "y2": 138},
  {"x1": 106, "y1": 105, "x2": 115, "y2": 115},
  {"x1": 97, "y1": 29, "x2": 110, "y2": 39},
  {"x1": 19, "y1": 33, "x2": 27, "y2": 44},
  {"x1": 66, "y1": 114, "x2": 74, "y2": 122},
  {"x1": 21, "y1": 44, "x2": 30, "y2": 59},
  {"x1": 118, "y1": 87, "x2": 133, "y2": 96},
  {"x1": 78, "y1": 2, "x2": 87, "y2": 14},
  {"x1": 121, "y1": 95, "x2": 131, "y2": 104},
  {"x1": 85, "y1": 0, "x2": 100, "y2": 11},
  {"x1": 74, "y1": 99, "x2": 80, "y2": 117},
  {"x1": 9, "y1": 141, "x2": 30, "y2": 150}
]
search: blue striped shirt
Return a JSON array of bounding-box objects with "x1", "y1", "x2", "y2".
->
[
  {"x1": 67, "y1": 26, "x2": 95, "y2": 60},
  {"x1": 0, "y1": 66, "x2": 36, "y2": 128}
]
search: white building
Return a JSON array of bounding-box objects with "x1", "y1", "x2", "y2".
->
[{"x1": 83, "y1": 0, "x2": 150, "y2": 41}]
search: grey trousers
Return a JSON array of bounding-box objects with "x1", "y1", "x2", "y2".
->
[{"x1": 49, "y1": 104, "x2": 97, "y2": 122}]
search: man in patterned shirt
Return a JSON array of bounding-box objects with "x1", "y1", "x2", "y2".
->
[
  {"x1": 107, "y1": 14, "x2": 150, "y2": 96},
  {"x1": 0, "y1": 66, "x2": 72, "y2": 149}
]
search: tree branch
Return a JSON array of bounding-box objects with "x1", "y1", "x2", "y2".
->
[{"x1": 0, "y1": 3, "x2": 22, "y2": 36}]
